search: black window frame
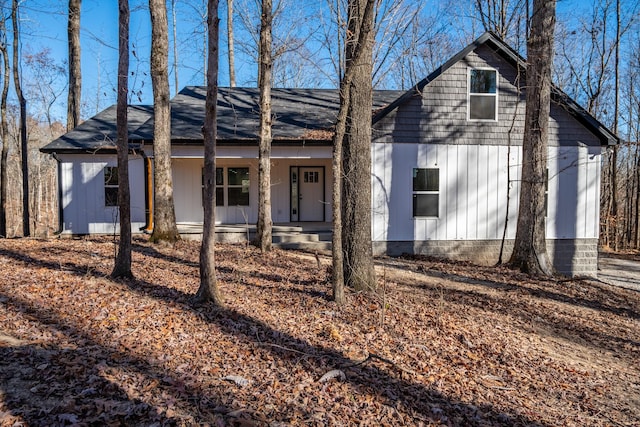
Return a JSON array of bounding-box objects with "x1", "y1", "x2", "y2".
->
[{"x1": 412, "y1": 168, "x2": 439, "y2": 218}]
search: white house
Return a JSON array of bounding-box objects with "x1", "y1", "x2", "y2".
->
[{"x1": 41, "y1": 32, "x2": 618, "y2": 276}]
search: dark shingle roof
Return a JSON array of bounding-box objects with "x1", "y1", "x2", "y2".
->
[
  {"x1": 43, "y1": 87, "x2": 403, "y2": 153},
  {"x1": 41, "y1": 105, "x2": 153, "y2": 153}
]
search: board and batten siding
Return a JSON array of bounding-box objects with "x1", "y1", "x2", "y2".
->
[
  {"x1": 57, "y1": 154, "x2": 146, "y2": 234},
  {"x1": 372, "y1": 143, "x2": 601, "y2": 242}
]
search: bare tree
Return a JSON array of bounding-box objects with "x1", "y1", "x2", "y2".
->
[
  {"x1": 149, "y1": 0, "x2": 180, "y2": 243},
  {"x1": 0, "y1": 12, "x2": 9, "y2": 237},
  {"x1": 67, "y1": 0, "x2": 81, "y2": 131},
  {"x1": 111, "y1": 0, "x2": 132, "y2": 278},
  {"x1": 474, "y1": 0, "x2": 529, "y2": 41},
  {"x1": 24, "y1": 49, "x2": 66, "y2": 132},
  {"x1": 256, "y1": 0, "x2": 273, "y2": 252},
  {"x1": 195, "y1": 0, "x2": 223, "y2": 305},
  {"x1": 341, "y1": 0, "x2": 376, "y2": 291},
  {"x1": 227, "y1": 0, "x2": 235, "y2": 86},
  {"x1": 12, "y1": 0, "x2": 28, "y2": 237},
  {"x1": 509, "y1": 0, "x2": 556, "y2": 275}
]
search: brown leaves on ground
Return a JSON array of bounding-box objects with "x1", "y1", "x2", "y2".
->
[{"x1": 0, "y1": 237, "x2": 638, "y2": 426}]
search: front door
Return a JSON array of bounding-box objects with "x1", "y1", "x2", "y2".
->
[{"x1": 290, "y1": 167, "x2": 325, "y2": 222}]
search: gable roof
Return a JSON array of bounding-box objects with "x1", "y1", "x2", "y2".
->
[{"x1": 372, "y1": 31, "x2": 618, "y2": 146}]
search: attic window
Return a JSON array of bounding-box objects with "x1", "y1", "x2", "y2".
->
[{"x1": 468, "y1": 68, "x2": 497, "y2": 121}]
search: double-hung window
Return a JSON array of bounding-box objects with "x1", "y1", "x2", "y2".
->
[
  {"x1": 104, "y1": 166, "x2": 118, "y2": 207},
  {"x1": 468, "y1": 68, "x2": 497, "y2": 121},
  {"x1": 413, "y1": 168, "x2": 439, "y2": 217}
]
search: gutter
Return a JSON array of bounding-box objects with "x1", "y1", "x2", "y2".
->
[{"x1": 139, "y1": 149, "x2": 154, "y2": 233}]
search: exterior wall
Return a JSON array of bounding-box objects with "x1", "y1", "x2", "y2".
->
[
  {"x1": 372, "y1": 144, "x2": 602, "y2": 243},
  {"x1": 171, "y1": 146, "x2": 333, "y2": 225},
  {"x1": 57, "y1": 153, "x2": 146, "y2": 234}
]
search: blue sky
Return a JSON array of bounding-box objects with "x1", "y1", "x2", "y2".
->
[{"x1": 6, "y1": 0, "x2": 638, "y2": 124}]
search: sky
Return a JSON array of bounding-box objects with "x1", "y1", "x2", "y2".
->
[{"x1": 4, "y1": 0, "x2": 639, "y2": 125}]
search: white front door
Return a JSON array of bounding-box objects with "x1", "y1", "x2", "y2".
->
[{"x1": 291, "y1": 167, "x2": 325, "y2": 222}]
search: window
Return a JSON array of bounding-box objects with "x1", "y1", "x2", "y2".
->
[
  {"x1": 468, "y1": 68, "x2": 497, "y2": 121},
  {"x1": 201, "y1": 168, "x2": 225, "y2": 206},
  {"x1": 104, "y1": 166, "x2": 118, "y2": 207},
  {"x1": 203, "y1": 167, "x2": 250, "y2": 207},
  {"x1": 413, "y1": 168, "x2": 439, "y2": 217},
  {"x1": 227, "y1": 167, "x2": 250, "y2": 206},
  {"x1": 304, "y1": 171, "x2": 319, "y2": 183}
]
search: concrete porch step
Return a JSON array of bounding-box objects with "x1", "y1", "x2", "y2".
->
[{"x1": 276, "y1": 241, "x2": 332, "y2": 252}]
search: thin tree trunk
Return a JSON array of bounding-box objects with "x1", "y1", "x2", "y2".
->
[
  {"x1": 149, "y1": 0, "x2": 180, "y2": 243},
  {"x1": 195, "y1": 0, "x2": 223, "y2": 305},
  {"x1": 67, "y1": 0, "x2": 81, "y2": 131},
  {"x1": 111, "y1": 0, "x2": 132, "y2": 279},
  {"x1": 0, "y1": 13, "x2": 10, "y2": 238},
  {"x1": 227, "y1": 0, "x2": 235, "y2": 87},
  {"x1": 256, "y1": 0, "x2": 273, "y2": 253},
  {"x1": 342, "y1": 0, "x2": 376, "y2": 291},
  {"x1": 509, "y1": 0, "x2": 555, "y2": 276},
  {"x1": 171, "y1": 0, "x2": 179, "y2": 94},
  {"x1": 12, "y1": 0, "x2": 29, "y2": 237}
]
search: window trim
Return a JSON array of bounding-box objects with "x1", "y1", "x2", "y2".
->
[
  {"x1": 412, "y1": 168, "x2": 440, "y2": 218},
  {"x1": 467, "y1": 67, "x2": 498, "y2": 122}
]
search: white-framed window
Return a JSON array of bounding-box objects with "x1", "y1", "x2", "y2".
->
[
  {"x1": 203, "y1": 167, "x2": 250, "y2": 207},
  {"x1": 468, "y1": 68, "x2": 498, "y2": 121},
  {"x1": 104, "y1": 166, "x2": 118, "y2": 207},
  {"x1": 412, "y1": 168, "x2": 439, "y2": 217}
]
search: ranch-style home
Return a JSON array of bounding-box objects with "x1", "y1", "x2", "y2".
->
[{"x1": 41, "y1": 32, "x2": 618, "y2": 277}]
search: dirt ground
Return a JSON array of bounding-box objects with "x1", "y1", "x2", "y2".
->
[{"x1": 0, "y1": 237, "x2": 639, "y2": 426}]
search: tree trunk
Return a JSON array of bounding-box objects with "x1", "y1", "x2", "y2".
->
[
  {"x1": 256, "y1": 0, "x2": 273, "y2": 253},
  {"x1": 67, "y1": 0, "x2": 81, "y2": 131},
  {"x1": 341, "y1": 0, "x2": 376, "y2": 291},
  {"x1": 509, "y1": 0, "x2": 555, "y2": 276},
  {"x1": 331, "y1": 0, "x2": 375, "y2": 304},
  {"x1": 111, "y1": 0, "x2": 132, "y2": 279},
  {"x1": 227, "y1": 0, "x2": 235, "y2": 87},
  {"x1": 149, "y1": 0, "x2": 180, "y2": 243},
  {"x1": 195, "y1": 0, "x2": 223, "y2": 306},
  {"x1": 0, "y1": 13, "x2": 10, "y2": 238},
  {"x1": 12, "y1": 0, "x2": 29, "y2": 237}
]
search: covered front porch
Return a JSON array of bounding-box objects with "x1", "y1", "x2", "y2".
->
[{"x1": 169, "y1": 146, "x2": 333, "y2": 226}]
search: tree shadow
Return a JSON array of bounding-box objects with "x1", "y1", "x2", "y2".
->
[
  {"x1": 0, "y1": 244, "x2": 546, "y2": 425},
  {"x1": 393, "y1": 259, "x2": 640, "y2": 360}
]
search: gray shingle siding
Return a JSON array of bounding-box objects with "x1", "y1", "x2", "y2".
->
[{"x1": 373, "y1": 45, "x2": 601, "y2": 148}]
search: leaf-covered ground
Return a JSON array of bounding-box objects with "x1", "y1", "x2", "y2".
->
[{"x1": 0, "y1": 237, "x2": 638, "y2": 426}]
